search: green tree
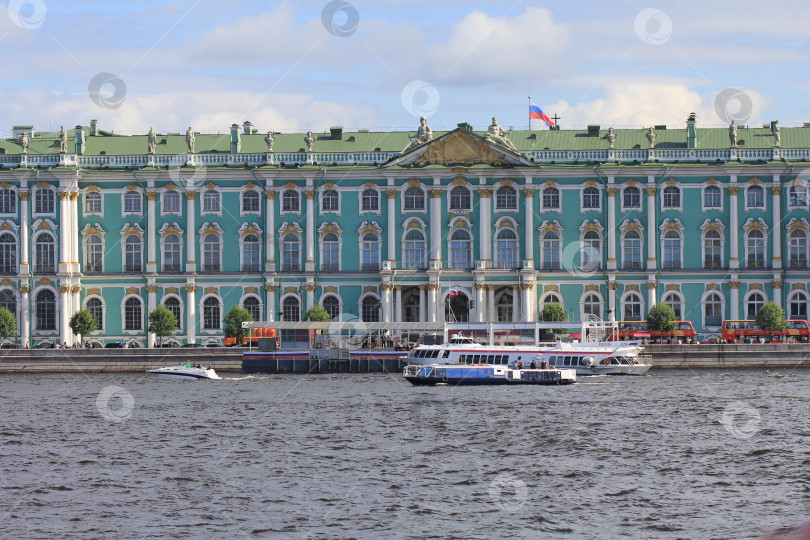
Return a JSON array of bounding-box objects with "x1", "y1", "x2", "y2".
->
[
  {"x1": 68, "y1": 309, "x2": 97, "y2": 345},
  {"x1": 647, "y1": 303, "x2": 676, "y2": 342},
  {"x1": 0, "y1": 307, "x2": 17, "y2": 346},
  {"x1": 756, "y1": 301, "x2": 786, "y2": 343},
  {"x1": 304, "y1": 305, "x2": 331, "y2": 322},
  {"x1": 540, "y1": 303, "x2": 568, "y2": 322},
  {"x1": 148, "y1": 305, "x2": 178, "y2": 346},
  {"x1": 224, "y1": 306, "x2": 253, "y2": 345}
]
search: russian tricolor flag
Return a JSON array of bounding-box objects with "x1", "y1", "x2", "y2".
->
[
  {"x1": 529, "y1": 99, "x2": 554, "y2": 127},
  {"x1": 448, "y1": 289, "x2": 459, "y2": 296}
]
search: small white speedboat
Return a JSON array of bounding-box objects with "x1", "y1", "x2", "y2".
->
[{"x1": 147, "y1": 363, "x2": 221, "y2": 380}]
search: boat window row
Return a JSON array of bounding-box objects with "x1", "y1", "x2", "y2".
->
[
  {"x1": 411, "y1": 349, "x2": 449, "y2": 359},
  {"x1": 459, "y1": 354, "x2": 509, "y2": 365},
  {"x1": 548, "y1": 355, "x2": 592, "y2": 367}
]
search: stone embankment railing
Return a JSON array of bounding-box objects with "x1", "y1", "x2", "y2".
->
[{"x1": 648, "y1": 343, "x2": 810, "y2": 369}]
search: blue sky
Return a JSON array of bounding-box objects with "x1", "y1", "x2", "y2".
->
[{"x1": 2, "y1": 0, "x2": 809, "y2": 136}]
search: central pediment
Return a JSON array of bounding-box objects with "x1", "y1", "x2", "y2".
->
[{"x1": 389, "y1": 128, "x2": 534, "y2": 168}]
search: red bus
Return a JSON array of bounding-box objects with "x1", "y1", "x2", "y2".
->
[
  {"x1": 721, "y1": 319, "x2": 810, "y2": 342},
  {"x1": 611, "y1": 320, "x2": 698, "y2": 342}
]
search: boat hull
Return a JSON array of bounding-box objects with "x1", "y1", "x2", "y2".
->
[
  {"x1": 403, "y1": 364, "x2": 576, "y2": 386},
  {"x1": 147, "y1": 366, "x2": 221, "y2": 379},
  {"x1": 404, "y1": 375, "x2": 576, "y2": 386}
]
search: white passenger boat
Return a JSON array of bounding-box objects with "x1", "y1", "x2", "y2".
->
[
  {"x1": 147, "y1": 363, "x2": 221, "y2": 380},
  {"x1": 403, "y1": 363, "x2": 577, "y2": 385}
]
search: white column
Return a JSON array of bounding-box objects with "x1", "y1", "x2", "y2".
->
[
  {"x1": 186, "y1": 192, "x2": 196, "y2": 273},
  {"x1": 730, "y1": 283, "x2": 740, "y2": 320},
  {"x1": 305, "y1": 190, "x2": 315, "y2": 272},
  {"x1": 729, "y1": 183, "x2": 739, "y2": 270},
  {"x1": 772, "y1": 179, "x2": 782, "y2": 269},
  {"x1": 773, "y1": 284, "x2": 783, "y2": 309},
  {"x1": 186, "y1": 285, "x2": 197, "y2": 343},
  {"x1": 266, "y1": 286, "x2": 276, "y2": 322},
  {"x1": 521, "y1": 285, "x2": 532, "y2": 322},
  {"x1": 418, "y1": 286, "x2": 426, "y2": 322},
  {"x1": 265, "y1": 190, "x2": 275, "y2": 272},
  {"x1": 429, "y1": 189, "x2": 442, "y2": 266},
  {"x1": 382, "y1": 285, "x2": 393, "y2": 323},
  {"x1": 608, "y1": 285, "x2": 617, "y2": 321},
  {"x1": 512, "y1": 286, "x2": 520, "y2": 322},
  {"x1": 647, "y1": 282, "x2": 657, "y2": 309},
  {"x1": 59, "y1": 283, "x2": 70, "y2": 345},
  {"x1": 147, "y1": 286, "x2": 156, "y2": 347},
  {"x1": 58, "y1": 191, "x2": 69, "y2": 274},
  {"x1": 646, "y1": 182, "x2": 656, "y2": 271},
  {"x1": 475, "y1": 285, "x2": 485, "y2": 322},
  {"x1": 387, "y1": 190, "x2": 396, "y2": 265},
  {"x1": 488, "y1": 286, "x2": 495, "y2": 322},
  {"x1": 394, "y1": 286, "x2": 402, "y2": 323},
  {"x1": 19, "y1": 192, "x2": 30, "y2": 275},
  {"x1": 607, "y1": 186, "x2": 617, "y2": 271},
  {"x1": 524, "y1": 187, "x2": 535, "y2": 263},
  {"x1": 427, "y1": 285, "x2": 438, "y2": 322},
  {"x1": 70, "y1": 193, "x2": 79, "y2": 274},
  {"x1": 20, "y1": 287, "x2": 30, "y2": 347},
  {"x1": 479, "y1": 189, "x2": 492, "y2": 265},
  {"x1": 305, "y1": 285, "x2": 315, "y2": 313},
  {"x1": 146, "y1": 191, "x2": 157, "y2": 273}
]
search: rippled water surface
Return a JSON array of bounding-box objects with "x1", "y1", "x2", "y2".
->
[{"x1": 1, "y1": 368, "x2": 809, "y2": 539}]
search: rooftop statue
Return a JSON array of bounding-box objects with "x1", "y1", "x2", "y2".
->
[
  {"x1": 403, "y1": 116, "x2": 433, "y2": 152},
  {"x1": 59, "y1": 126, "x2": 67, "y2": 153},
  {"x1": 305, "y1": 131, "x2": 315, "y2": 152},
  {"x1": 265, "y1": 131, "x2": 276, "y2": 152},
  {"x1": 773, "y1": 120, "x2": 781, "y2": 147},
  {"x1": 147, "y1": 127, "x2": 157, "y2": 155},
  {"x1": 186, "y1": 126, "x2": 195, "y2": 154},
  {"x1": 606, "y1": 127, "x2": 616, "y2": 149},
  {"x1": 646, "y1": 127, "x2": 656, "y2": 149},
  {"x1": 484, "y1": 116, "x2": 518, "y2": 152},
  {"x1": 20, "y1": 130, "x2": 29, "y2": 154},
  {"x1": 729, "y1": 120, "x2": 737, "y2": 148}
]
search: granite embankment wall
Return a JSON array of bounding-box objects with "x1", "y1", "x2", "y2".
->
[{"x1": 1, "y1": 345, "x2": 810, "y2": 373}]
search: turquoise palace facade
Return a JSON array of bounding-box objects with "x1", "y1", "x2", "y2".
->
[{"x1": 0, "y1": 115, "x2": 808, "y2": 347}]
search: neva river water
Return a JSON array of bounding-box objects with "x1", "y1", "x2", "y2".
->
[{"x1": 1, "y1": 368, "x2": 809, "y2": 539}]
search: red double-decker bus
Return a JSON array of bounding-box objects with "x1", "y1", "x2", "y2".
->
[
  {"x1": 721, "y1": 319, "x2": 810, "y2": 342},
  {"x1": 611, "y1": 320, "x2": 698, "y2": 342}
]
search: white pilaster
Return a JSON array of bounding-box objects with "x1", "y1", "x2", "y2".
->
[
  {"x1": 512, "y1": 287, "x2": 520, "y2": 322},
  {"x1": 475, "y1": 285, "x2": 485, "y2": 323},
  {"x1": 186, "y1": 192, "x2": 196, "y2": 273},
  {"x1": 382, "y1": 286, "x2": 393, "y2": 323},
  {"x1": 70, "y1": 193, "x2": 79, "y2": 274},
  {"x1": 521, "y1": 285, "x2": 532, "y2": 322},
  {"x1": 608, "y1": 285, "x2": 617, "y2": 320},
  {"x1": 607, "y1": 183, "x2": 617, "y2": 271},
  {"x1": 266, "y1": 286, "x2": 276, "y2": 322},
  {"x1": 387, "y1": 190, "x2": 396, "y2": 264},
  {"x1": 429, "y1": 188, "x2": 442, "y2": 265},
  {"x1": 488, "y1": 286, "x2": 495, "y2": 322},
  {"x1": 479, "y1": 185, "x2": 492, "y2": 265},
  {"x1": 20, "y1": 287, "x2": 30, "y2": 347},
  {"x1": 729, "y1": 179, "x2": 739, "y2": 270},
  {"x1": 59, "y1": 283, "x2": 70, "y2": 346},
  {"x1": 647, "y1": 282, "x2": 657, "y2": 310},
  {"x1": 418, "y1": 287, "x2": 426, "y2": 322},
  {"x1": 146, "y1": 191, "x2": 157, "y2": 273},
  {"x1": 18, "y1": 191, "x2": 30, "y2": 275},
  {"x1": 427, "y1": 285, "x2": 438, "y2": 322},
  {"x1": 730, "y1": 282, "x2": 740, "y2": 320},
  {"x1": 147, "y1": 285, "x2": 156, "y2": 347},
  {"x1": 394, "y1": 286, "x2": 402, "y2": 323},
  {"x1": 265, "y1": 190, "x2": 275, "y2": 272},
  {"x1": 524, "y1": 185, "x2": 535, "y2": 263},
  {"x1": 305, "y1": 285, "x2": 315, "y2": 313},
  {"x1": 58, "y1": 191, "x2": 69, "y2": 274},
  {"x1": 305, "y1": 190, "x2": 315, "y2": 272},
  {"x1": 646, "y1": 179, "x2": 656, "y2": 271},
  {"x1": 772, "y1": 177, "x2": 782, "y2": 269},
  {"x1": 186, "y1": 285, "x2": 197, "y2": 343}
]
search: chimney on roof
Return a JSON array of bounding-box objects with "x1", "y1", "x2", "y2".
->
[
  {"x1": 330, "y1": 126, "x2": 343, "y2": 140},
  {"x1": 243, "y1": 121, "x2": 252, "y2": 135},
  {"x1": 90, "y1": 119, "x2": 98, "y2": 136},
  {"x1": 231, "y1": 123, "x2": 241, "y2": 154},
  {"x1": 75, "y1": 125, "x2": 86, "y2": 155},
  {"x1": 686, "y1": 112, "x2": 697, "y2": 149}
]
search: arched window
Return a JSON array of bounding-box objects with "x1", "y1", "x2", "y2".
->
[
  {"x1": 542, "y1": 293, "x2": 561, "y2": 306},
  {"x1": 361, "y1": 189, "x2": 379, "y2": 212},
  {"x1": 747, "y1": 292, "x2": 765, "y2": 318},
  {"x1": 663, "y1": 230, "x2": 681, "y2": 269},
  {"x1": 84, "y1": 191, "x2": 101, "y2": 214},
  {"x1": 704, "y1": 230, "x2": 722, "y2": 268},
  {"x1": 282, "y1": 190, "x2": 300, "y2": 212},
  {"x1": 663, "y1": 292, "x2": 682, "y2": 319},
  {"x1": 0, "y1": 289, "x2": 16, "y2": 320},
  {"x1": 123, "y1": 191, "x2": 141, "y2": 214},
  {"x1": 35, "y1": 289, "x2": 56, "y2": 330},
  {"x1": 163, "y1": 190, "x2": 181, "y2": 214},
  {"x1": 496, "y1": 292, "x2": 513, "y2": 322},
  {"x1": 789, "y1": 229, "x2": 808, "y2": 269},
  {"x1": 746, "y1": 229, "x2": 765, "y2": 268},
  {"x1": 747, "y1": 185, "x2": 764, "y2": 208},
  {"x1": 704, "y1": 293, "x2": 722, "y2": 326},
  {"x1": 542, "y1": 187, "x2": 559, "y2": 209},
  {"x1": 663, "y1": 186, "x2": 680, "y2": 209},
  {"x1": 403, "y1": 229, "x2": 426, "y2": 269},
  {"x1": 0, "y1": 233, "x2": 15, "y2": 274},
  {"x1": 622, "y1": 230, "x2": 642, "y2": 270},
  {"x1": 202, "y1": 190, "x2": 220, "y2": 213},
  {"x1": 321, "y1": 232, "x2": 339, "y2": 272},
  {"x1": 583, "y1": 293, "x2": 602, "y2": 318},
  {"x1": 242, "y1": 190, "x2": 260, "y2": 213},
  {"x1": 361, "y1": 233, "x2": 380, "y2": 271},
  {"x1": 243, "y1": 296, "x2": 260, "y2": 321},
  {"x1": 322, "y1": 189, "x2": 339, "y2": 212},
  {"x1": 704, "y1": 186, "x2": 721, "y2": 208},
  {"x1": 322, "y1": 295, "x2": 340, "y2": 321},
  {"x1": 495, "y1": 229, "x2": 518, "y2": 269},
  {"x1": 34, "y1": 187, "x2": 55, "y2": 214},
  {"x1": 541, "y1": 231, "x2": 560, "y2": 270},
  {"x1": 361, "y1": 296, "x2": 380, "y2": 322},
  {"x1": 623, "y1": 186, "x2": 640, "y2": 209},
  {"x1": 203, "y1": 297, "x2": 220, "y2": 329},
  {"x1": 85, "y1": 234, "x2": 102, "y2": 273},
  {"x1": 0, "y1": 189, "x2": 16, "y2": 214},
  {"x1": 623, "y1": 293, "x2": 642, "y2": 320},
  {"x1": 582, "y1": 231, "x2": 601, "y2": 271},
  {"x1": 449, "y1": 229, "x2": 472, "y2": 269},
  {"x1": 496, "y1": 186, "x2": 517, "y2": 210},
  {"x1": 404, "y1": 187, "x2": 425, "y2": 210},
  {"x1": 282, "y1": 233, "x2": 300, "y2": 272},
  {"x1": 582, "y1": 187, "x2": 599, "y2": 209},
  {"x1": 202, "y1": 233, "x2": 221, "y2": 272},
  {"x1": 449, "y1": 187, "x2": 470, "y2": 210},
  {"x1": 789, "y1": 185, "x2": 808, "y2": 207},
  {"x1": 87, "y1": 297, "x2": 103, "y2": 330},
  {"x1": 282, "y1": 296, "x2": 300, "y2": 321},
  {"x1": 33, "y1": 233, "x2": 55, "y2": 274},
  {"x1": 164, "y1": 297, "x2": 181, "y2": 329},
  {"x1": 163, "y1": 234, "x2": 181, "y2": 272},
  {"x1": 124, "y1": 297, "x2": 142, "y2": 330},
  {"x1": 124, "y1": 235, "x2": 142, "y2": 272},
  {"x1": 242, "y1": 234, "x2": 260, "y2": 272},
  {"x1": 790, "y1": 291, "x2": 808, "y2": 320}
]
